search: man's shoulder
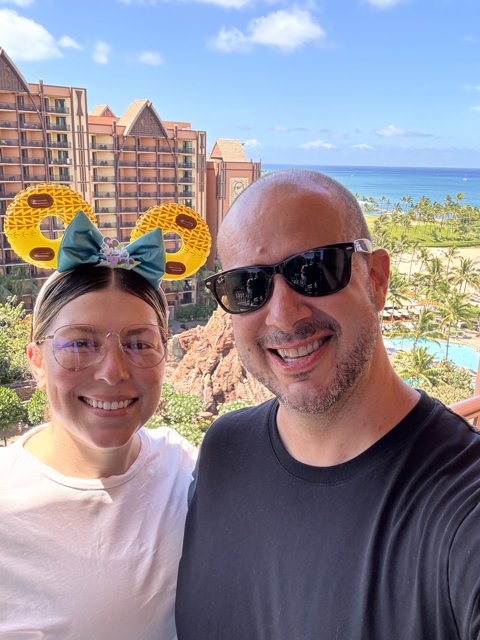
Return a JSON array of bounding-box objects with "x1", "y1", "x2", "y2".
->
[
  {"x1": 212, "y1": 397, "x2": 278, "y2": 430},
  {"x1": 201, "y1": 398, "x2": 278, "y2": 450}
]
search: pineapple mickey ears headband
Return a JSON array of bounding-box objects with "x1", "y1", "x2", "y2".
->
[{"x1": 4, "y1": 183, "x2": 212, "y2": 288}]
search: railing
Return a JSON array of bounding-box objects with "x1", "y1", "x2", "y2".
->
[{"x1": 450, "y1": 395, "x2": 480, "y2": 427}]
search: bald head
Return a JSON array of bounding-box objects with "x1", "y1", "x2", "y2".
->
[{"x1": 218, "y1": 169, "x2": 370, "y2": 266}]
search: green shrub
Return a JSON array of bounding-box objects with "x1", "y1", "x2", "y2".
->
[
  {"x1": 0, "y1": 386, "x2": 26, "y2": 445},
  {"x1": 27, "y1": 389, "x2": 49, "y2": 426},
  {"x1": 217, "y1": 399, "x2": 254, "y2": 416},
  {"x1": 0, "y1": 300, "x2": 30, "y2": 385},
  {"x1": 145, "y1": 412, "x2": 208, "y2": 447}
]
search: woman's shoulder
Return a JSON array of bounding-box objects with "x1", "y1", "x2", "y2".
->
[{"x1": 139, "y1": 426, "x2": 197, "y2": 467}]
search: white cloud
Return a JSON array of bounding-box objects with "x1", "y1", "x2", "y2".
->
[
  {"x1": 352, "y1": 143, "x2": 375, "y2": 150},
  {"x1": 0, "y1": 0, "x2": 34, "y2": 6},
  {"x1": 117, "y1": 0, "x2": 251, "y2": 7},
  {"x1": 209, "y1": 8, "x2": 325, "y2": 52},
  {"x1": 300, "y1": 140, "x2": 336, "y2": 149},
  {"x1": 470, "y1": 105, "x2": 480, "y2": 112},
  {"x1": 58, "y1": 35, "x2": 82, "y2": 50},
  {"x1": 364, "y1": 0, "x2": 404, "y2": 7},
  {"x1": 0, "y1": 9, "x2": 61, "y2": 60},
  {"x1": 374, "y1": 123, "x2": 432, "y2": 138},
  {"x1": 243, "y1": 138, "x2": 262, "y2": 147},
  {"x1": 194, "y1": 0, "x2": 251, "y2": 7},
  {"x1": 272, "y1": 124, "x2": 308, "y2": 132},
  {"x1": 93, "y1": 40, "x2": 111, "y2": 64},
  {"x1": 209, "y1": 26, "x2": 249, "y2": 52},
  {"x1": 138, "y1": 51, "x2": 163, "y2": 65}
]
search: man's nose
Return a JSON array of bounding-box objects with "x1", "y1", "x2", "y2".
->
[{"x1": 264, "y1": 275, "x2": 313, "y2": 331}]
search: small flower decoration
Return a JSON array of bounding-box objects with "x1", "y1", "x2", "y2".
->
[{"x1": 100, "y1": 238, "x2": 138, "y2": 268}]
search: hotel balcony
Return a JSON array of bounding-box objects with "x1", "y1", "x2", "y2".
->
[
  {"x1": 92, "y1": 159, "x2": 115, "y2": 167},
  {"x1": 44, "y1": 105, "x2": 70, "y2": 115},
  {"x1": 0, "y1": 137, "x2": 18, "y2": 145},
  {"x1": 451, "y1": 395, "x2": 480, "y2": 427},
  {"x1": 92, "y1": 143, "x2": 114, "y2": 150},
  {"x1": 0, "y1": 156, "x2": 20, "y2": 164},
  {"x1": 93, "y1": 176, "x2": 116, "y2": 183},
  {"x1": 45, "y1": 123, "x2": 70, "y2": 132}
]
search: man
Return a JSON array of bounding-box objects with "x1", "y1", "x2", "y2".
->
[{"x1": 176, "y1": 170, "x2": 480, "y2": 639}]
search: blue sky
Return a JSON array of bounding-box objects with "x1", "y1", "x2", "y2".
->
[{"x1": 0, "y1": 0, "x2": 479, "y2": 168}]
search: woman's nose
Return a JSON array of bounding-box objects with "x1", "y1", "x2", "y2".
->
[{"x1": 93, "y1": 334, "x2": 131, "y2": 384}]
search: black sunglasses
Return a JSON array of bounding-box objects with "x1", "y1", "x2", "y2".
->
[{"x1": 204, "y1": 239, "x2": 373, "y2": 314}]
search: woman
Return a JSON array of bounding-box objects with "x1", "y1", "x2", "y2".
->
[{"x1": 0, "y1": 213, "x2": 197, "y2": 639}]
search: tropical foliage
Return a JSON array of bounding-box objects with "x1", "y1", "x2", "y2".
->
[
  {"x1": 0, "y1": 299, "x2": 31, "y2": 385},
  {"x1": 0, "y1": 386, "x2": 26, "y2": 445}
]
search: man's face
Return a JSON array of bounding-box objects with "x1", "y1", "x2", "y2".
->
[{"x1": 218, "y1": 180, "x2": 388, "y2": 416}]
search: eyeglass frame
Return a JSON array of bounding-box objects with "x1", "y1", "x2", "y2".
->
[
  {"x1": 204, "y1": 239, "x2": 373, "y2": 315},
  {"x1": 35, "y1": 323, "x2": 167, "y2": 371}
]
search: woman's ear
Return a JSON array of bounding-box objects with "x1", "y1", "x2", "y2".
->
[
  {"x1": 26, "y1": 342, "x2": 46, "y2": 390},
  {"x1": 368, "y1": 248, "x2": 390, "y2": 311}
]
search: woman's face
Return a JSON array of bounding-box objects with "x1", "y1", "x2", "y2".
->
[{"x1": 28, "y1": 287, "x2": 166, "y2": 451}]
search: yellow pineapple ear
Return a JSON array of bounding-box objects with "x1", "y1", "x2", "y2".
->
[
  {"x1": 130, "y1": 203, "x2": 211, "y2": 280},
  {"x1": 4, "y1": 183, "x2": 96, "y2": 269}
]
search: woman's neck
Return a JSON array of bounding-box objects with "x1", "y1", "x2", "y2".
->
[{"x1": 24, "y1": 424, "x2": 141, "y2": 479}]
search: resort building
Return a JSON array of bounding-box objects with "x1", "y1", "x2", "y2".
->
[
  {"x1": 0, "y1": 48, "x2": 260, "y2": 313},
  {"x1": 206, "y1": 139, "x2": 262, "y2": 271}
]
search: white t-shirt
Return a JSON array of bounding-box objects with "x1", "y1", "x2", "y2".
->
[{"x1": 0, "y1": 425, "x2": 197, "y2": 640}]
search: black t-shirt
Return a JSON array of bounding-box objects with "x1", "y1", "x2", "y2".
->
[{"x1": 176, "y1": 392, "x2": 480, "y2": 639}]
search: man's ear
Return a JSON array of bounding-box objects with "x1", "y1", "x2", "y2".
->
[
  {"x1": 26, "y1": 342, "x2": 46, "y2": 390},
  {"x1": 368, "y1": 249, "x2": 390, "y2": 311}
]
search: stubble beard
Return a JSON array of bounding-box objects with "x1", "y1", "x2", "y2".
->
[{"x1": 236, "y1": 302, "x2": 380, "y2": 416}]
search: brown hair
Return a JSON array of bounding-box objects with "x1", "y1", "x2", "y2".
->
[{"x1": 32, "y1": 265, "x2": 168, "y2": 342}]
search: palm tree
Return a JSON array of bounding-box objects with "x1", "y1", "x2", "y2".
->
[
  {"x1": 385, "y1": 268, "x2": 411, "y2": 321},
  {"x1": 442, "y1": 246, "x2": 460, "y2": 280},
  {"x1": 437, "y1": 290, "x2": 477, "y2": 359},
  {"x1": 450, "y1": 257, "x2": 480, "y2": 294},
  {"x1": 393, "y1": 346, "x2": 440, "y2": 386},
  {"x1": 387, "y1": 308, "x2": 444, "y2": 352}
]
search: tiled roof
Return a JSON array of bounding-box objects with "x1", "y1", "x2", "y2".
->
[{"x1": 209, "y1": 138, "x2": 247, "y2": 162}]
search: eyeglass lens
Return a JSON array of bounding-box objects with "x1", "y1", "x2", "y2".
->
[
  {"x1": 212, "y1": 246, "x2": 352, "y2": 313},
  {"x1": 51, "y1": 325, "x2": 165, "y2": 370}
]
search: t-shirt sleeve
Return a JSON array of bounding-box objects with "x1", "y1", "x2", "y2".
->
[{"x1": 448, "y1": 502, "x2": 480, "y2": 639}]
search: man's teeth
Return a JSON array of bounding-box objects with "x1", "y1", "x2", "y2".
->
[
  {"x1": 84, "y1": 398, "x2": 133, "y2": 411},
  {"x1": 276, "y1": 338, "x2": 326, "y2": 360}
]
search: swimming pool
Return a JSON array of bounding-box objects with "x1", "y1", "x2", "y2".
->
[{"x1": 383, "y1": 337, "x2": 480, "y2": 373}]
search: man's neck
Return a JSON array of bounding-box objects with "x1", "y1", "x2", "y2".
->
[{"x1": 276, "y1": 372, "x2": 420, "y2": 467}]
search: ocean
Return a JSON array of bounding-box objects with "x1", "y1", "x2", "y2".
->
[{"x1": 262, "y1": 164, "x2": 480, "y2": 208}]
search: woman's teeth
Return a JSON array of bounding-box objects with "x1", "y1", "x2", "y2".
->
[
  {"x1": 276, "y1": 337, "x2": 328, "y2": 360},
  {"x1": 84, "y1": 398, "x2": 133, "y2": 411}
]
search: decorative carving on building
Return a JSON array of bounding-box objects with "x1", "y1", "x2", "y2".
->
[
  {"x1": 130, "y1": 106, "x2": 167, "y2": 138},
  {"x1": 229, "y1": 177, "x2": 248, "y2": 205},
  {"x1": 75, "y1": 90, "x2": 84, "y2": 116},
  {"x1": 0, "y1": 51, "x2": 29, "y2": 92}
]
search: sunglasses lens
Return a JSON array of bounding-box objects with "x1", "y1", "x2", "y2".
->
[
  {"x1": 208, "y1": 244, "x2": 357, "y2": 314},
  {"x1": 212, "y1": 268, "x2": 272, "y2": 313},
  {"x1": 283, "y1": 247, "x2": 351, "y2": 296}
]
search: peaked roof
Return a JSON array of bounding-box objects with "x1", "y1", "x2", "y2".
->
[
  {"x1": 90, "y1": 104, "x2": 117, "y2": 117},
  {"x1": 117, "y1": 99, "x2": 169, "y2": 138},
  {"x1": 0, "y1": 48, "x2": 30, "y2": 93},
  {"x1": 209, "y1": 139, "x2": 248, "y2": 162}
]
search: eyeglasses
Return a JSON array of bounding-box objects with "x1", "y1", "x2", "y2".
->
[
  {"x1": 204, "y1": 239, "x2": 373, "y2": 314},
  {"x1": 36, "y1": 324, "x2": 166, "y2": 371}
]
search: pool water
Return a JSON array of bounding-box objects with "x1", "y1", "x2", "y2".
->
[{"x1": 383, "y1": 337, "x2": 479, "y2": 373}]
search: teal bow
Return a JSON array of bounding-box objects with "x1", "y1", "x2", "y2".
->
[{"x1": 57, "y1": 211, "x2": 165, "y2": 289}]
